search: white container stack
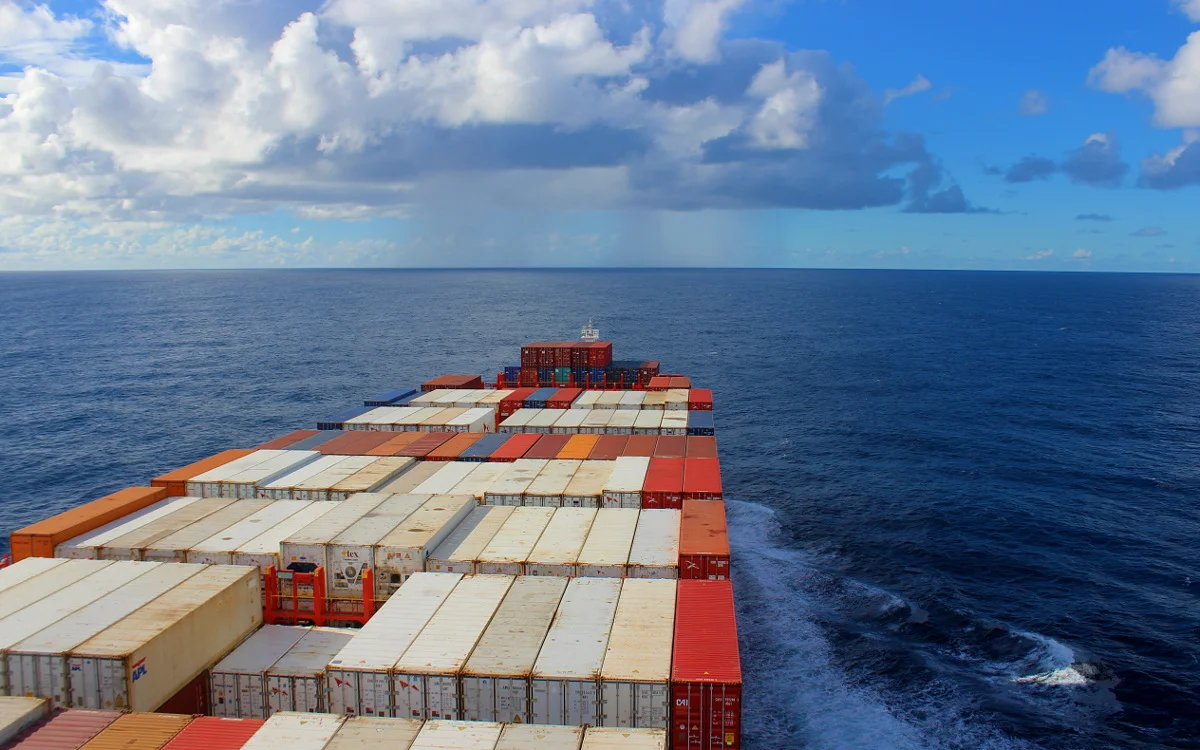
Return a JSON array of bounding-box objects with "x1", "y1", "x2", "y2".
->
[
  {"x1": 53, "y1": 496, "x2": 203, "y2": 559},
  {"x1": 267, "y1": 627, "x2": 356, "y2": 715},
  {"x1": 185, "y1": 501, "x2": 314, "y2": 566},
  {"x1": 240, "y1": 712, "x2": 346, "y2": 750},
  {"x1": 625, "y1": 510, "x2": 680, "y2": 579},
  {"x1": 186, "y1": 450, "x2": 320, "y2": 498},
  {"x1": 575, "y1": 509, "x2": 639, "y2": 578},
  {"x1": 141, "y1": 500, "x2": 274, "y2": 562},
  {"x1": 426, "y1": 507, "x2": 514, "y2": 574},
  {"x1": 377, "y1": 462, "x2": 443, "y2": 495},
  {"x1": 211, "y1": 625, "x2": 310, "y2": 719},
  {"x1": 330, "y1": 458, "x2": 418, "y2": 501},
  {"x1": 372, "y1": 495, "x2": 475, "y2": 599},
  {"x1": 495, "y1": 724, "x2": 584, "y2": 749},
  {"x1": 562, "y1": 461, "x2": 614, "y2": 508},
  {"x1": 0, "y1": 697, "x2": 49, "y2": 745},
  {"x1": 324, "y1": 494, "x2": 432, "y2": 599},
  {"x1": 598, "y1": 579, "x2": 676, "y2": 728},
  {"x1": 476, "y1": 508, "x2": 555, "y2": 575},
  {"x1": 97, "y1": 498, "x2": 238, "y2": 561},
  {"x1": 258, "y1": 456, "x2": 353, "y2": 499},
  {"x1": 484, "y1": 460, "x2": 548, "y2": 506},
  {"x1": 605, "y1": 411, "x2": 638, "y2": 435},
  {"x1": 279, "y1": 493, "x2": 393, "y2": 573},
  {"x1": 289, "y1": 457, "x2": 378, "y2": 502},
  {"x1": 324, "y1": 716, "x2": 423, "y2": 749},
  {"x1": 524, "y1": 461, "x2": 581, "y2": 508},
  {"x1": 581, "y1": 727, "x2": 668, "y2": 749},
  {"x1": 525, "y1": 509, "x2": 596, "y2": 577},
  {"x1": 410, "y1": 463, "x2": 477, "y2": 496},
  {"x1": 602, "y1": 458, "x2": 649, "y2": 509},
  {"x1": 233, "y1": 501, "x2": 339, "y2": 572},
  {"x1": 449, "y1": 463, "x2": 510, "y2": 501},
  {"x1": 409, "y1": 720, "x2": 502, "y2": 749}
]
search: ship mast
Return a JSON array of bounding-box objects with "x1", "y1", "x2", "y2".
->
[{"x1": 580, "y1": 317, "x2": 600, "y2": 342}]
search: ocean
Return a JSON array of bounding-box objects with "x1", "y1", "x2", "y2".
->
[{"x1": 0, "y1": 269, "x2": 1197, "y2": 749}]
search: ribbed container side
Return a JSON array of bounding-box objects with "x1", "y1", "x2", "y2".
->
[
  {"x1": 141, "y1": 501, "x2": 272, "y2": 562},
  {"x1": 152, "y1": 450, "x2": 256, "y2": 497},
  {"x1": 7, "y1": 563, "x2": 207, "y2": 708},
  {"x1": 397, "y1": 433, "x2": 456, "y2": 457},
  {"x1": 678, "y1": 501, "x2": 730, "y2": 581},
  {"x1": 328, "y1": 458, "x2": 417, "y2": 501},
  {"x1": 426, "y1": 507, "x2": 514, "y2": 575},
  {"x1": 601, "y1": 458, "x2": 649, "y2": 510},
  {"x1": 78, "y1": 712, "x2": 193, "y2": 750},
  {"x1": 523, "y1": 436, "x2": 572, "y2": 461},
  {"x1": 580, "y1": 727, "x2": 667, "y2": 749},
  {"x1": 562, "y1": 462, "x2": 614, "y2": 509},
  {"x1": 524, "y1": 461, "x2": 582, "y2": 508},
  {"x1": 548, "y1": 410, "x2": 588, "y2": 435},
  {"x1": 238, "y1": 712, "x2": 345, "y2": 750},
  {"x1": 488, "y1": 434, "x2": 540, "y2": 462},
  {"x1": 530, "y1": 578, "x2": 622, "y2": 727},
  {"x1": 393, "y1": 575, "x2": 514, "y2": 721},
  {"x1": 626, "y1": 510, "x2": 680, "y2": 580},
  {"x1": 160, "y1": 717, "x2": 265, "y2": 750},
  {"x1": 525, "y1": 509, "x2": 597, "y2": 577},
  {"x1": 325, "y1": 573, "x2": 462, "y2": 717},
  {"x1": 68, "y1": 566, "x2": 263, "y2": 712},
  {"x1": 410, "y1": 463, "x2": 478, "y2": 496},
  {"x1": 373, "y1": 496, "x2": 475, "y2": 599},
  {"x1": 210, "y1": 626, "x2": 311, "y2": 719},
  {"x1": 671, "y1": 580, "x2": 741, "y2": 750},
  {"x1": 266, "y1": 627, "x2": 355, "y2": 715},
  {"x1": 409, "y1": 720, "x2": 503, "y2": 750},
  {"x1": 495, "y1": 724, "x2": 583, "y2": 749},
  {"x1": 258, "y1": 456, "x2": 355, "y2": 499},
  {"x1": 326, "y1": 494, "x2": 430, "y2": 600},
  {"x1": 323, "y1": 716, "x2": 422, "y2": 750},
  {"x1": 365, "y1": 432, "x2": 424, "y2": 457},
  {"x1": 484, "y1": 460, "x2": 548, "y2": 506},
  {"x1": 426, "y1": 433, "x2": 485, "y2": 460},
  {"x1": 186, "y1": 502, "x2": 313, "y2": 565},
  {"x1": 664, "y1": 390, "x2": 690, "y2": 410},
  {"x1": 461, "y1": 577, "x2": 568, "y2": 723},
  {"x1": 576, "y1": 510, "x2": 639, "y2": 578},
  {"x1": 449, "y1": 463, "x2": 510, "y2": 500},
  {"x1": 476, "y1": 508, "x2": 555, "y2": 575},
  {"x1": 0, "y1": 698, "x2": 49, "y2": 745},
  {"x1": 377, "y1": 462, "x2": 444, "y2": 494},
  {"x1": 599, "y1": 580, "x2": 677, "y2": 729},
  {"x1": 2, "y1": 709, "x2": 121, "y2": 750},
  {"x1": 55, "y1": 497, "x2": 202, "y2": 559},
  {"x1": 233, "y1": 503, "x2": 338, "y2": 572},
  {"x1": 98, "y1": 499, "x2": 236, "y2": 561},
  {"x1": 279, "y1": 493, "x2": 392, "y2": 571}
]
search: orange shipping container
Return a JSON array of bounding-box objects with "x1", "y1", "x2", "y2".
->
[
  {"x1": 364, "y1": 432, "x2": 424, "y2": 456},
  {"x1": 678, "y1": 499, "x2": 731, "y2": 581},
  {"x1": 151, "y1": 450, "x2": 256, "y2": 497},
  {"x1": 79, "y1": 713, "x2": 194, "y2": 750},
  {"x1": 10, "y1": 486, "x2": 170, "y2": 562},
  {"x1": 557, "y1": 434, "x2": 599, "y2": 460},
  {"x1": 426, "y1": 432, "x2": 486, "y2": 461}
]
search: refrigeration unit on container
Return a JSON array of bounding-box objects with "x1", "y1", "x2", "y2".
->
[
  {"x1": 530, "y1": 577, "x2": 622, "y2": 727},
  {"x1": 475, "y1": 507, "x2": 555, "y2": 575},
  {"x1": 641, "y1": 459, "x2": 684, "y2": 510},
  {"x1": 318, "y1": 407, "x2": 373, "y2": 430},
  {"x1": 658, "y1": 412, "x2": 689, "y2": 437},
  {"x1": 325, "y1": 573, "x2": 462, "y2": 717},
  {"x1": 391, "y1": 575, "x2": 514, "y2": 721},
  {"x1": 598, "y1": 579, "x2": 676, "y2": 729},
  {"x1": 409, "y1": 720, "x2": 502, "y2": 750},
  {"x1": 484, "y1": 459, "x2": 547, "y2": 506},
  {"x1": 626, "y1": 510, "x2": 680, "y2": 580},
  {"x1": 9, "y1": 487, "x2": 170, "y2": 561},
  {"x1": 67, "y1": 565, "x2": 263, "y2": 712},
  {"x1": 495, "y1": 723, "x2": 583, "y2": 749},
  {"x1": 524, "y1": 461, "x2": 581, "y2": 508},
  {"x1": 562, "y1": 461, "x2": 614, "y2": 508},
  {"x1": 549, "y1": 409, "x2": 588, "y2": 435},
  {"x1": 602, "y1": 457, "x2": 649, "y2": 509},
  {"x1": 324, "y1": 716, "x2": 423, "y2": 750},
  {"x1": 232, "y1": 502, "x2": 338, "y2": 573},
  {"x1": 54, "y1": 496, "x2": 204, "y2": 559},
  {"x1": 324, "y1": 494, "x2": 431, "y2": 601},
  {"x1": 461, "y1": 576, "x2": 568, "y2": 723},
  {"x1": 671, "y1": 580, "x2": 742, "y2": 750},
  {"x1": 238, "y1": 712, "x2": 346, "y2": 750},
  {"x1": 210, "y1": 626, "x2": 311, "y2": 719},
  {"x1": 372, "y1": 495, "x2": 475, "y2": 599},
  {"x1": 160, "y1": 716, "x2": 266, "y2": 750},
  {"x1": 678, "y1": 501, "x2": 730, "y2": 581},
  {"x1": 152, "y1": 451, "x2": 256, "y2": 497},
  {"x1": 140, "y1": 500, "x2": 274, "y2": 563},
  {"x1": 265, "y1": 627, "x2": 355, "y2": 715},
  {"x1": 524, "y1": 508, "x2": 597, "y2": 577},
  {"x1": 185, "y1": 451, "x2": 321, "y2": 499},
  {"x1": 682, "y1": 458, "x2": 723, "y2": 501},
  {"x1": 581, "y1": 727, "x2": 668, "y2": 749},
  {"x1": 426, "y1": 507, "x2": 514, "y2": 575},
  {"x1": 186, "y1": 502, "x2": 315, "y2": 566},
  {"x1": 641, "y1": 393, "x2": 668, "y2": 411},
  {"x1": 364, "y1": 388, "x2": 419, "y2": 408},
  {"x1": 576, "y1": 509, "x2": 638, "y2": 578},
  {"x1": 0, "y1": 697, "x2": 49, "y2": 745},
  {"x1": 76, "y1": 711, "x2": 193, "y2": 750}
]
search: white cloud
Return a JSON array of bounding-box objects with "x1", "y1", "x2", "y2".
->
[
  {"x1": 1175, "y1": 0, "x2": 1200, "y2": 21},
  {"x1": 1073, "y1": 248, "x2": 1091, "y2": 258},
  {"x1": 1019, "y1": 89, "x2": 1048, "y2": 116},
  {"x1": 663, "y1": 0, "x2": 749, "y2": 64},
  {"x1": 1026, "y1": 249, "x2": 1054, "y2": 260},
  {"x1": 1089, "y1": 33, "x2": 1200, "y2": 128},
  {"x1": 746, "y1": 59, "x2": 822, "y2": 149},
  {"x1": 882, "y1": 75, "x2": 931, "y2": 106}
]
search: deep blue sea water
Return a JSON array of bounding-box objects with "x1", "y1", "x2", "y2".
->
[{"x1": 1, "y1": 269, "x2": 1198, "y2": 749}]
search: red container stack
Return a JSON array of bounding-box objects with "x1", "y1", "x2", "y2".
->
[
  {"x1": 683, "y1": 457, "x2": 723, "y2": 500},
  {"x1": 588, "y1": 435, "x2": 629, "y2": 459},
  {"x1": 420, "y1": 374, "x2": 484, "y2": 392},
  {"x1": 523, "y1": 434, "x2": 572, "y2": 460},
  {"x1": 546, "y1": 388, "x2": 583, "y2": 408},
  {"x1": 489, "y1": 433, "x2": 540, "y2": 461},
  {"x1": 647, "y1": 376, "x2": 672, "y2": 392},
  {"x1": 425, "y1": 432, "x2": 485, "y2": 461},
  {"x1": 160, "y1": 718, "x2": 264, "y2": 750},
  {"x1": 623, "y1": 435, "x2": 659, "y2": 457},
  {"x1": 685, "y1": 436, "x2": 718, "y2": 458},
  {"x1": 4, "y1": 710, "x2": 124, "y2": 750},
  {"x1": 499, "y1": 388, "x2": 536, "y2": 420},
  {"x1": 678, "y1": 499, "x2": 731, "y2": 579},
  {"x1": 653, "y1": 436, "x2": 687, "y2": 459},
  {"x1": 255, "y1": 429, "x2": 320, "y2": 449},
  {"x1": 687, "y1": 389, "x2": 714, "y2": 410},
  {"x1": 396, "y1": 432, "x2": 455, "y2": 457},
  {"x1": 672, "y1": 579, "x2": 743, "y2": 750},
  {"x1": 642, "y1": 456, "x2": 685, "y2": 509}
]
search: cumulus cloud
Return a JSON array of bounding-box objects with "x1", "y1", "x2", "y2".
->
[
  {"x1": 1174, "y1": 0, "x2": 1200, "y2": 21},
  {"x1": 1140, "y1": 132, "x2": 1200, "y2": 188},
  {"x1": 883, "y1": 75, "x2": 932, "y2": 105},
  {"x1": 1088, "y1": 34, "x2": 1200, "y2": 129},
  {"x1": 1005, "y1": 156, "x2": 1057, "y2": 182},
  {"x1": 1019, "y1": 89, "x2": 1048, "y2": 116},
  {"x1": 663, "y1": 0, "x2": 750, "y2": 64},
  {"x1": 1062, "y1": 132, "x2": 1129, "y2": 187}
]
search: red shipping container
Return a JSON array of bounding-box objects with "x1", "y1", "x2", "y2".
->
[
  {"x1": 255, "y1": 430, "x2": 320, "y2": 450},
  {"x1": 588, "y1": 435, "x2": 629, "y2": 460},
  {"x1": 687, "y1": 389, "x2": 714, "y2": 411},
  {"x1": 685, "y1": 436, "x2": 718, "y2": 458},
  {"x1": 489, "y1": 433, "x2": 540, "y2": 461},
  {"x1": 518, "y1": 369, "x2": 540, "y2": 387},
  {"x1": 642, "y1": 457, "x2": 685, "y2": 509},
  {"x1": 156, "y1": 671, "x2": 210, "y2": 714},
  {"x1": 397, "y1": 432, "x2": 455, "y2": 457},
  {"x1": 546, "y1": 388, "x2": 582, "y2": 408},
  {"x1": 653, "y1": 436, "x2": 687, "y2": 459},
  {"x1": 5, "y1": 710, "x2": 123, "y2": 750},
  {"x1": 647, "y1": 376, "x2": 671, "y2": 392},
  {"x1": 622, "y1": 435, "x2": 659, "y2": 457},
  {"x1": 160, "y1": 718, "x2": 265, "y2": 750},
  {"x1": 318, "y1": 431, "x2": 395, "y2": 456},
  {"x1": 554, "y1": 344, "x2": 572, "y2": 368},
  {"x1": 523, "y1": 434, "x2": 572, "y2": 460},
  {"x1": 425, "y1": 432, "x2": 485, "y2": 461},
  {"x1": 669, "y1": 376, "x2": 692, "y2": 389},
  {"x1": 588, "y1": 342, "x2": 613, "y2": 367},
  {"x1": 500, "y1": 388, "x2": 537, "y2": 419},
  {"x1": 683, "y1": 458, "x2": 723, "y2": 500},
  {"x1": 421, "y1": 375, "x2": 484, "y2": 392},
  {"x1": 672, "y1": 580, "x2": 742, "y2": 750},
  {"x1": 678, "y1": 500, "x2": 730, "y2": 580}
]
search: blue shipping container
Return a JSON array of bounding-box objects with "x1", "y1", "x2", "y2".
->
[
  {"x1": 364, "y1": 388, "x2": 418, "y2": 407},
  {"x1": 288, "y1": 430, "x2": 347, "y2": 450},
  {"x1": 459, "y1": 432, "x2": 512, "y2": 462},
  {"x1": 686, "y1": 411, "x2": 716, "y2": 436},
  {"x1": 525, "y1": 387, "x2": 558, "y2": 409}
]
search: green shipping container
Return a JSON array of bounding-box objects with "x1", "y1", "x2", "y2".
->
[{"x1": 555, "y1": 367, "x2": 572, "y2": 384}]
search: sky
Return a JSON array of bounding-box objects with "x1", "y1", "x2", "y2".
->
[{"x1": 1, "y1": 0, "x2": 1199, "y2": 271}]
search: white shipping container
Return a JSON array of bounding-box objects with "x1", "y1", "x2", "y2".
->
[
  {"x1": 410, "y1": 462, "x2": 478, "y2": 496},
  {"x1": 267, "y1": 627, "x2": 356, "y2": 715},
  {"x1": 98, "y1": 498, "x2": 237, "y2": 561},
  {"x1": 576, "y1": 510, "x2": 639, "y2": 578},
  {"x1": 449, "y1": 389, "x2": 489, "y2": 408},
  {"x1": 426, "y1": 507, "x2": 514, "y2": 574},
  {"x1": 141, "y1": 500, "x2": 273, "y2": 562},
  {"x1": 421, "y1": 407, "x2": 467, "y2": 429},
  {"x1": 436, "y1": 389, "x2": 471, "y2": 406},
  {"x1": 210, "y1": 625, "x2": 311, "y2": 719},
  {"x1": 330, "y1": 458, "x2": 417, "y2": 502},
  {"x1": 239, "y1": 712, "x2": 346, "y2": 750},
  {"x1": 525, "y1": 409, "x2": 562, "y2": 435},
  {"x1": 186, "y1": 451, "x2": 287, "y2": 496},
  {"x1": 325, "y1": 572, "x2": 462, "y2": 717},
  {"x1": 604, "y1": 410, "x2": 637, "y2": 436},
  {"x1": 664, "y1": 389, "x2": 690, "y2": 410},
  {"x1": 449, "y1": 463, "x2": 510, "y2": 501},
  {"x1": 234, "y1": 502, "x2": 339, "y2": 572},
  {"x1": 562, "y1": 462, "x2": 614, "y2": 509},
  {"x1": 498, "y1": 409, "x2": 538, "y2": 433},
  {"x1": 0, "y1": 558, "x2": 103, "y2": 614},
  {"x1": 0, "y1": 697, "x2": 48, "y2": 745},
  {"x1": 601, "y1": 458, "x2": 649, "y2": 510},
  {"x1": 373, "y1": 495, "x2": 476, "y2": 599},
  {"x1": 186, "y1": 501, "x2": 313, "y2": 565},
  {"x1": 461, "y1": 577, "x2": 568, "y2": 723},
  {"x1": 325, "y1": 716, "x2": 423, "y2": 750},
  {"x1": 292, "y1": 457, "x2": 377, "y2": 502},
  {"x1": 410, "y1": 720, "x2": 503, "y2": 750},
  {"x1": 617, "y1": 392, "x2": 645, "y2": 410},
  {"x1": 344, "y1": 406, "x2": 408, "y2": 430},
  {"x1": 631, "y1": 411, "x2": 662, "y2": 435},
  {"x1": 524, "y1": 461, "x2": 581, "y2": 508},
  {"x1": 495, "y1": 724, "x2": 583, "y2": 750},
  {"x1": 580, "y1": 728, "x2": 667, "y2": 749},
  {"x1": 67, "y1": 565, "x2": 263, "y2": 712},
  {"x1": 525, "y1": 509, "x2": 597, "y2": 577},
  {"x1": 259, "y1": 456, "x2": 354, "y2": 499},
  {"x1": 531, "y1": 578, "x2": 622, "y2": 727},
  {"x1": 640, "y1": 393, "x2": 667, "y2": 411},
  {"x1": 475, "y1": 507, "x2": 555, "y2": 575},
  {"x1": 625, "y1": 510, "x2": 680, "y2": 580},
  {"x1": 0, "y1": 558, "x2": 70, "y2": 595},
  {"x1": 595, "y1": 392, "x2": 624, "y2": 409},
  {"x1": 393, "y1": 575, "x2": 514, "y2": 721},
  {"x1": 549, "y1": 410, "x2": 588, "y2": 434},
  {"x1": 484, "y1": 460, "x2": 548, "y2": 506},
  {"x1": 396, "y1": 407, "x2": 444, "y2": 429},
  {"x1": 579, "y1": 410, "x2": 612, "y2": 435},
  {"x1": 479, "y1": 390, "x2": 513, "y2": 406},
  {"x1": 378, "y1": 462, "x2": 445, "y2": 495},
  {"x1": 280, "y1": 493, "x2": 392, "y2": 571},
  {"x1": 571, "y1": 391, "x2": 602, "y2": 410},
  {"x1": 220, "y1": 451, "x2": 322, "y2": 499},
  {"x1": 5, "y1": 563, "x2": 205, "y2": 708},
  {"x1": 598, "y1": 580, "x2": 676, "y2": 728},
  {"x1": 54, "y1": 496, "x2": 203, "y2": 559},
  {"x1": 326, "y1": 494, "x2": 430, "y2": 599},
  {"x1": 658, "y1": 412, "x2": 688, "y2": 437},
  {"x1": 410, "y1": 390, "x2": 451, "y2": 406},
  {"x1": 447, "y1": 408, "x2": 495, "y2": 433}
]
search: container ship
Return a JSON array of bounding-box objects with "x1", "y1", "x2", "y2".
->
[{"x1": 0, "y1": 328, "x2": 739, "y2": 750}]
